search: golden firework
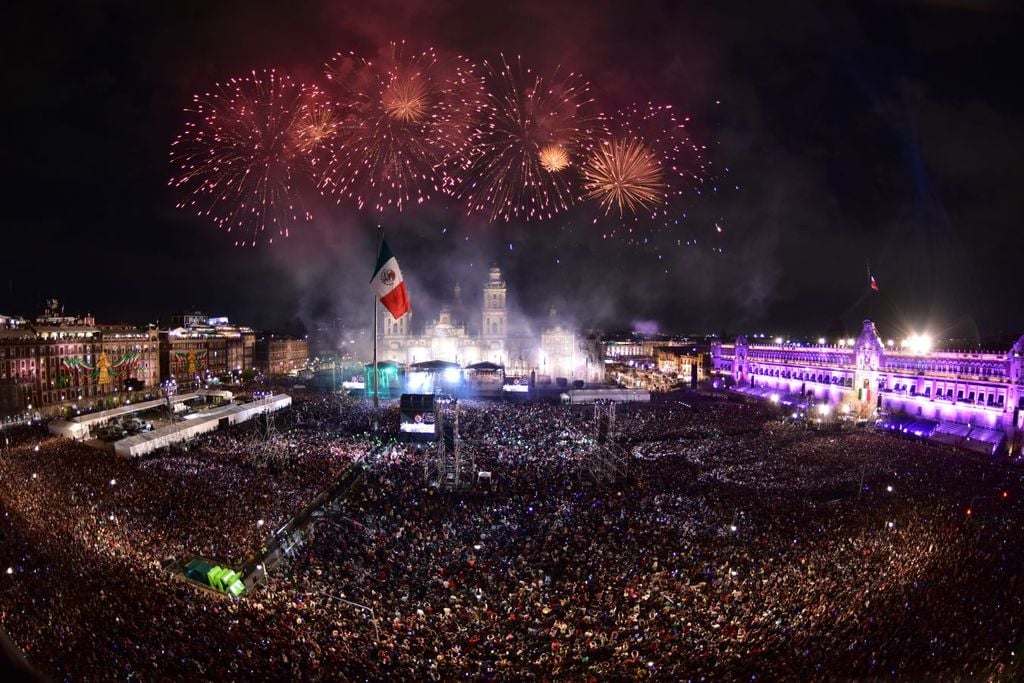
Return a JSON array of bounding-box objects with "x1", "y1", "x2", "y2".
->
[
  {"x1": 582, "y1": 138, "x2": 664, "y2": 215},
  {"x1": 292, "y1": 99, "x2": 339, "y2": 154},
  {"x1": 538, "y1": 144, "x2": 570, "y2": 172},
  {"x1": 382, "y1": 74, "x2": 429, "y2": 123}
]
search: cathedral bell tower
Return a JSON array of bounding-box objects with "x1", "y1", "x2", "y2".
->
[
  {"x1": 482, "y1": 266, "x2": 507, "y2": 339},
  {"x1": 381, "y1": 304, "x2": 410, "y2": 337}
]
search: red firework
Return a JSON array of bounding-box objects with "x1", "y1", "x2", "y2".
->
[
  {"x1": 169, "y1": 69, "x2": 328, "y2": 247},
  {"x1": 318, "y1": 42, "x2": 483, "y2": 212},
  {"x1": 452, "y1": 55, "x2": 606, "y2": 222}
]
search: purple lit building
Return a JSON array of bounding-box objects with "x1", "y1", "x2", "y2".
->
[{"x1": 711, "y1": 320, "x2": 1024, "y2": 453}]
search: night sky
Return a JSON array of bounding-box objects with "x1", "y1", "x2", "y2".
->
[{"x1": 4, "y1": 0, "x2": 1022, "y2": 342}]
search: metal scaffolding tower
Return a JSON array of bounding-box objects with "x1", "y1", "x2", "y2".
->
[
  {"x1": 582, "y1": 400, "x2": 630, "y2": 483},
  {"x1": 249, "y1": 392, "x2": 289, "y2": 469},
  {"x1": 425, "y1": 396, "x2": 472, "y2": 490}
]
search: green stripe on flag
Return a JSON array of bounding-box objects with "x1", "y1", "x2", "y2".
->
[{"x1": 372, "y1": 239, "x2": 396, "y2": 281}]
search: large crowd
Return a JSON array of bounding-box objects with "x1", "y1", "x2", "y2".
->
[{"x1": 1, "y1": 390, "x2": 1022, "y2": 680}]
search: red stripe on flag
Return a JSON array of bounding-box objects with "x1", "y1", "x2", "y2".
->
[{"x1": 380, "y1": 281, "x2": 410, "y2": 319}]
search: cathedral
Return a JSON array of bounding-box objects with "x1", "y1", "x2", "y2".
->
[
  {"x1": 379, "y1": 267, "x2": 524, "y2": 372},
  {"x1": 378, "y1": 266, "x2": 604, "y2": 383}
]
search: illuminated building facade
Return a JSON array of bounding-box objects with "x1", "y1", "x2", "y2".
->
[
  {"x1": 0, "y1": 301, "x2": 158, "y2": 416},
  {"x1": 600, "y1": 338, "x2": 696, "y2": 363},
  {"x1": 601, "y1": 340, "x2": 651, "y2": 360},
  {"x1": 379, "y1": 269, "x2": 602, "y2": 383},
  {"x1": 380, "y1": 267, "x2": 524, "y2": 372},
  {"x1": 712, "y1": 320, "x2": 1024, "y2": 441},
  {"x1": 654, "y1": 346, "x2": 706, "y2": 383},
  {"x1": 160, "y1": 315, "x2": 256, "y2": 387},
  {"x1": 598, "y1": 338, "x2": 704, "y2": 390},
  {"x1": 538, "y1": 311, "x2": 604, "y2": 384},
  {"x1": 97, "y1": 325, "x2": 160, "y2": 391},
  {"x1": 256, "y1": 336, "x2": 310, "y2": 375}
]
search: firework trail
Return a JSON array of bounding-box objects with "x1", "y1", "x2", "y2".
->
[
  {"x1": 453, "y1": 55, "x2": 605, "y2": 222},
  {"x1": 583, "y1": 103, "x2": 706, "y2": 218},
  {"x1": 318, "y1": 42, "x2": 483, "y2": 212},
  {"x1": 169, "y1": 69, "x2": 326, "y2": 246}
]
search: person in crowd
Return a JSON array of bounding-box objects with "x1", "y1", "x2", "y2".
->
[{"x1": 0, "y1": 391, "x2": 1020, "y2": 680}]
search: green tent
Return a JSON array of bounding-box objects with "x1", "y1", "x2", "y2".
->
[
  {"x1": 184, "y1": 559, "x2": 213, "y2": 584},
  {"x1": 182, "y1": 558, "x2": 245, "y2": 597},
  {"x1": 209, "y1": 566, "x2": 229, "y2": 591},
  {"x1": 226, "y1": 577, "x2": 246, "y2": 597}
]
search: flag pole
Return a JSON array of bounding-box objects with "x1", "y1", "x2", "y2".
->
[
  {"x1": 372, "y1": 226, "x2": 383, "y2": 432},
  {"x1": 866, "y1": 258, "x2": 873, "y2": 322}
]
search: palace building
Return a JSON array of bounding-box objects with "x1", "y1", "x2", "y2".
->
[
  {"x1": 255, "y1": 335, "x2": 310, "y2": 376},
  {"x1": 159, "y1": 315, "x2": 256, "y2": 388},
  {"x1": 0, "y1": 301, "x2": 159, "y2": 417},
  {"x1": 712, "y1": 320, "x2": 1024, "y2": 453}
]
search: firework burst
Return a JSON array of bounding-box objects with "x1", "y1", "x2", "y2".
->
[
  {"x1": 584, "y1": 103, "x2": 706, "y2": 219},
  {"x1": 169, "y1": 69, "x2": 325, "y2": 246},
  {"x1": 582, "y1": 138, "x2": 664, "y2": 215},
  {"x1": 381, "y1": 73, "x2": 430, "y2": 123},
  {"x1": 538, "y1": 144, "x2": 571, "y2": 173},
  {"x1": 290, "y1": 96, "x2": 340, "y2": 160},
  {"x1": 319, "y1": 42, "x2": 482, "y2": 212},
  {"x1": 453, "y1": 55, "x2": 605, "y2": 222}
]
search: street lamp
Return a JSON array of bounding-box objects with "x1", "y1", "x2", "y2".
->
[
  {"x1": 906, "y1": 334, "x2": 933, "y2": 355},
  {"x1": 161, "y1": 379, "x2": 178, "y2": 420},
  {"x1": 967, "y1": 493, "x2": 1005, "y2": 515}
]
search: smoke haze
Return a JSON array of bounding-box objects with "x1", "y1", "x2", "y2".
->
[{"x1": 3, "y1": 1, "x2": 1022, "y2": 341}]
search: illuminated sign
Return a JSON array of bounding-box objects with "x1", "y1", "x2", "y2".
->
[
  {"x1": 400, "y1": 412, "x2": 436, "y2": 434},
  {"x1": 502, "y1": 377, "x2": 529, "y2": 393}
]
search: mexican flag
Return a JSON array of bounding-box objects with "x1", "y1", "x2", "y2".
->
[{"x1": 371, "y1": 239, "x2": 410, "y2": 319}]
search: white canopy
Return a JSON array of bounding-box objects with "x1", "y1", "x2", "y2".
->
[{"x1": 113, "y1": 394, "x2": 291, "y2": 458}]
